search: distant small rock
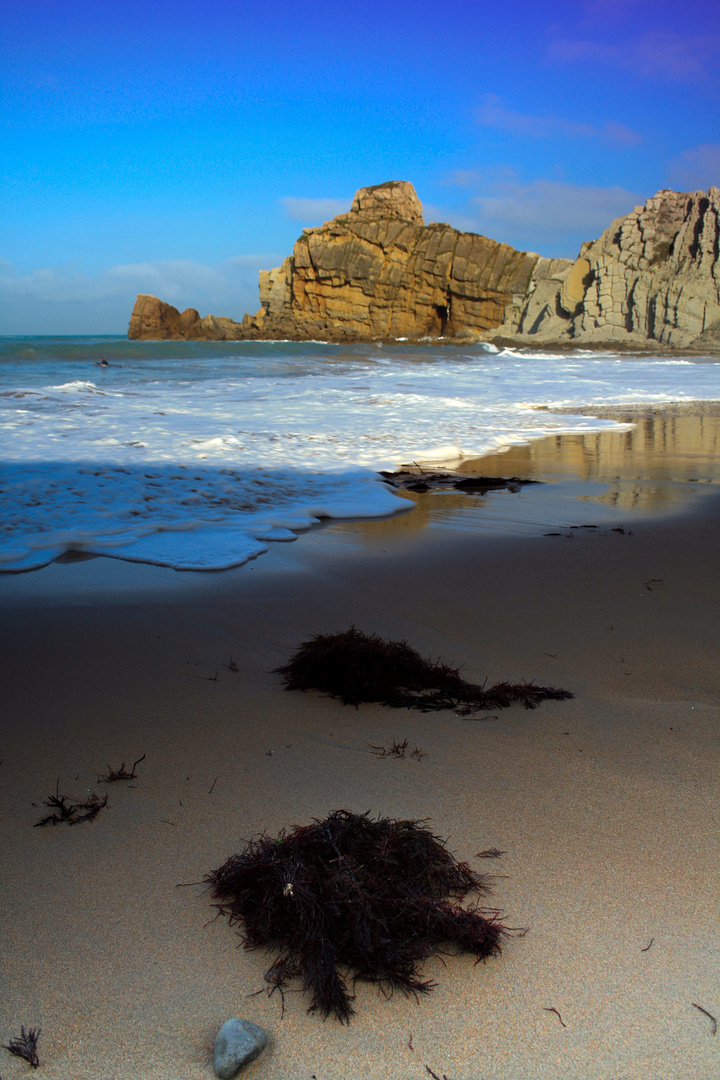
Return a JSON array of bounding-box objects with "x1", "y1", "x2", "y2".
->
[{"x1": 213, "y1": 1018, "x2": 268, "y2": 1078}]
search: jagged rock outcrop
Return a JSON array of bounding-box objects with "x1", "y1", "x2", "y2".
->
[
  {"x1": 239, "y1": 181, "x2": 564, "y2": 341},
  {"x1": 504, "y1": 187, "x2": 720, "y2": 349},
  {"x1": 129, "y1": 181, "x2": 568, "y2": 343},
  {"x1": 128, "y1": 293, "x2": 246, "y2": 341},
  {"x1": 128, "y1": 181, "x2": 720, "y2": 349}
]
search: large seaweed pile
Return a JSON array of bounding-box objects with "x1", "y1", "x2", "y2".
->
[
  {"x1": 206, "y1": 810, "x2": 507, "y2": 1023},
  {"x1": 275, "y1": 627, "x2": 572, "y2": 712}
]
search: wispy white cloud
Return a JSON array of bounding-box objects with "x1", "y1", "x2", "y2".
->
[
  {"x1": 224, "y1": 254, "x2": 284, "y2": 267},
  {"x1": 105, "y1": 261, "x2": 226, "y2": 303},
  {"x1": 548, "y1": 30, "x2": 720, "y2": 81},
  {"x1": 439, "y1": 170, "x2": 479, "y2": 190},
  {"x1": 666, "y1": 144, "x2": 720, "y2": 191},
  {"x1": 471, "y1": 178, "x2": 639, "y2": 239},
  {"x1": 281, "y1": 197, "x2": 351, "y2": 223},
  {"x1": 477, "y1": 94, "x2": 642, "y2": 147},
  {"x1": 0, "y1": 255, "x2": 281, "y2": 307},
  {"x1": 436, "y1": 169, "x2": 641, "y2": 255},
  {"x1": 0, "y1": 255, "x2": 283, "y2": 333}
]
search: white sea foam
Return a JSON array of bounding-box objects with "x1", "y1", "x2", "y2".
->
[{"x1": 1, "y1": 339, "x2": 719, "y2": 571}]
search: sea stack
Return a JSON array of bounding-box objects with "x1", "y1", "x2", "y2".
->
[{"x1": 128, "y1": 180, "x2": 720, "y2": 350}]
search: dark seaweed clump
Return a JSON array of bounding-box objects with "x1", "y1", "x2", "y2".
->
[
  {"x1": 206, "y1": 809, "x2": 507, "y2": 1023},
  {"x1": 275, "y1": 627, "x2": 572, "y2": 713}
]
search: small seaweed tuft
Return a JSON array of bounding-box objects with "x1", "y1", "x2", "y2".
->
[
  {"x1": 206, "y1": 809, "x2": 509, "y2": 1023},
  {"x1": 98, "y1": 753, "x2": 146, "y2": 783},
  {"x1": 3, "y1": 1025, "x2": 40, "y2": 1067},
  {"x1": 369, "y1": 739, "x2": 425, "y2": 759},
  {"x1": 275, "y1": 627, "x2": 572, "y2": 714}
]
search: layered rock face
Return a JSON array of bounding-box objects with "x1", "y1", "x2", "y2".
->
[
  {"x1": 128, "y1": 181, "x2": 720, "y2": 349},
  {"x1": 129, "y1": 181, "x2": 567, "y2": 343},
  {"x1": 242, "y1": 181, "x2": 556, "y2": 341}
]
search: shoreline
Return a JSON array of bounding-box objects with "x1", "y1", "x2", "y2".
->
[
  {"x1": 1, "y1": 414, "x2": 720, "y2": 1079},
  {"x1": 3, "y1": 397, "x2": 720, "y2": 593},
  {"x1": 7, "y1": 331, "x2": 720, "y2": 356}
]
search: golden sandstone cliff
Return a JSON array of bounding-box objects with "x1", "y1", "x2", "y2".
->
[{"x1": 128, "y1": 180, "x2": 720, "y2": 349}]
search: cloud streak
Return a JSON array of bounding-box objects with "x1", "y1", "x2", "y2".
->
[
  {"x1": 548, "y1": 30, "x2": 720, "y2": 82},
  {"x1": 666, "y1": 144, "x2": 720, "y2": 191},
  {"x1": 471, "y1": 178, "x2": 639, "y2": 238},
  {"x1": 0, "y1": 255, "x2": 283, "y2": 334},
  {"x1": 477, "y1": 95, "x2": 642, "y2": 147},
  {"x1": 437, "y1": 170, "x2": 641, "y2": 255},
  {"x1": 0, "y1": 256, "x2": 280, "y2": 307}
]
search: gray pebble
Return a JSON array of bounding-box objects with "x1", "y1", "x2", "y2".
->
[{"x1": 213, "y1": 1018, "x2": 268, "y2": 1079}]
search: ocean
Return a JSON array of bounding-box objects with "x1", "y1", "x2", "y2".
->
[{"x1": 2, "y1": 335, "x2": 720, "y2": 573}]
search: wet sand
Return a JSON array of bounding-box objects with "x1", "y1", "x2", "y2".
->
[{"x1": 1, "y1": 411, "x2": 719, "y2": 1080}]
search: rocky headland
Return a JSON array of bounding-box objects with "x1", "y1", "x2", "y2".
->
[{"x1": 128, "y1": 180, "x2": 720, "y2": 350}]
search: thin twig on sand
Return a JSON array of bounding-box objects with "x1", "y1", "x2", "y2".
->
[
  {"x1": 544, "y1": 1006, "x2": 567, "y2": 1028},
  {"x1": 692, "y1": 1003, "x2": 717, "y2": 1036}
]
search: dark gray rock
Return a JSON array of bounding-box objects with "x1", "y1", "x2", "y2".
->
[{"x1": 213, "y1": 1018, "x2": 267, "y2": 1079}]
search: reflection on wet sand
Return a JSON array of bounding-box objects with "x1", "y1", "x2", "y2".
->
[
  {"x1": 3, "y1": 405, "x2": 720, "y2": 604},
  {"x1": 474, "y1": 408, "x2": 720, "y2": 485},
  {"x1": 331, "y1": 406, "x2": 720, "y2": 544}
]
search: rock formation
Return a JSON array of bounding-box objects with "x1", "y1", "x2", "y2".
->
[
  {"x1": 507, "y1": 186, "x2": 720, "y2": 349},
  {"x1": 128, "y1": 294, "x2": 246, "y2": 341},
  {"x1": 128, "y1": 180, "x2": 720, "y2": 350}
]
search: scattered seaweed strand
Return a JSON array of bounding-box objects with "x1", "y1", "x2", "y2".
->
[
  {"x1": 34, "y1": 789, "x2": 108, "y2": 827},
  {"x1": 369, "y1": 740, "x2": 425, "y2": 759},
  {"x1": 68, "y1": 793, "x2": 108, "y2": 825},
  {"x1": 98, "y1": 753, "x2": 146, "y2": 783},
  {"x1": 3, "y1": 1025, "x2": 40, "y2": 1067}
]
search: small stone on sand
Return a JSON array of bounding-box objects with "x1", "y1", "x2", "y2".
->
[{"x1": 213, "y1": 1018, "x2": 267, "y2": 1078}]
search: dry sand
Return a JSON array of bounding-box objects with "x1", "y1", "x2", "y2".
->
[{"x1": 1, "y1": 413, "x2": 719, "y2": 1080}]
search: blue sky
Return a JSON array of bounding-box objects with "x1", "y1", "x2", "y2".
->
[{"x1": 2, "y1": 0, "x2": 719, "y2": 333}]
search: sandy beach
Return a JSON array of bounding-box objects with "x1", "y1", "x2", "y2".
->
[{"x1": 1, "y1": 411, "x2": 719, "y2": 1080}]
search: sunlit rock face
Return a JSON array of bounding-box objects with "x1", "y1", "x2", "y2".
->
[
  {"x1": 128, "y1": 181, "x2": 562, "y2": 342},
  {"x1": 128, "y1": 294, "x2": 246, "y2": 341},
  {"x1": 128, "y1": 181, "x2": 720, "y2": 349},
  {"x1": 241, "y1": 180, "x2": 556, "y2": 342}
]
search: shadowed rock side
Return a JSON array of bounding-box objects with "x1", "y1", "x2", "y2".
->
[{"x1": 128, "y1": 180, "x2": 720, "y2": 349}]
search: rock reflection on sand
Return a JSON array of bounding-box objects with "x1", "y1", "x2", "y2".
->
[{"x1": 331, "y1": 406, "x2": 720, "y2": 543}]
